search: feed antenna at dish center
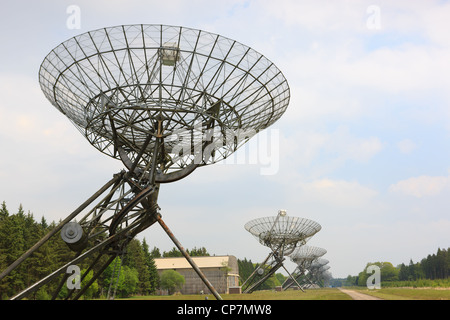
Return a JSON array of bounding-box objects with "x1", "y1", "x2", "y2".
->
[{"x1": 0, "y1": 24, "x2": 290, "y2": 300}]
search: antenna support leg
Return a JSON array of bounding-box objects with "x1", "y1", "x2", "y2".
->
[{"x1": 156, "y1": 214, "x2": 223, "y2": 300}]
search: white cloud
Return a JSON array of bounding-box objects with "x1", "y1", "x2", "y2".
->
[
  {"x1": 307, "y1": 126, "x2": 384, "y2": 165},
  {"x1": 297, "y1": 178, "x2": 378, "y2": 208},
  {"x1": 397, "y1": 139, "x2": 417, "y2": 154},
  {"x1": 418, "y1": 1, "x2": 450, "y2": 47},
  {"x1": 389, "y1": 175, "x2": 450, "y2": 198},
  {"x1": 330, "y1": 126, "x2": 383, "y2": 162},
  {"x1": 1, "y1": 0, "x2": 450, "y2": 282},
  {"x1": 297, "y1": 126, "x2": 382, "y2": 162},
  {"x1": 260, "y1": 0, "x2": 367, "y2": 33},
  {"x1": 268, "y1": 0, "x2": 450, "y2": 134},
  {"x1": 337, "y1": 45, "x2": 450, "y2": 95}
]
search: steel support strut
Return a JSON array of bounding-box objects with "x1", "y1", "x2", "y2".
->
[
  {"x1": 156, "y1": 214, "x2": 223, "y2": 300},
  {"x1": 241, "y1": 252, "x2": 284, "y2": 294},
  {"x1": 0, "y1": 173, "x2": 122, "y2": 282},
  {"x1": 1, "y1": 112, "x2": 226, "y2": 300}
]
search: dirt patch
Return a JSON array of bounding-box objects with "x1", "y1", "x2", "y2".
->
[{"x1": 338, "y1": 288, "x2": 383, "y2": 300}]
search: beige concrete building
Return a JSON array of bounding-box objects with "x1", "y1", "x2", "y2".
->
[{"x1": 154, "y1": 255, "x2": 239, "y2": 295}]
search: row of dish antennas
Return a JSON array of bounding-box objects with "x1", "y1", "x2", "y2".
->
[{"x1": 242, "y1": 209, "x2": 329, "y2": 293}]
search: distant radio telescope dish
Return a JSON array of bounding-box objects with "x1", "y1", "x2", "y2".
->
[
  {"x1": 289, "y1": 245, "x2": 327, "y2": 266},
  {"x1": 242, "y1": 211, "x2": 321, "y2": 293},
  {"x1": 282, "y1": 245, "x2": 327, "y2": 290},
  {"x1": 244, "y1": 215, "x2": 322, "y2": 255}
]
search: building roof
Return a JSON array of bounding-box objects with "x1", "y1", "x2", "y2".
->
[{"x1": 154, "y1": 256, "x2": 233, "y2": 270}]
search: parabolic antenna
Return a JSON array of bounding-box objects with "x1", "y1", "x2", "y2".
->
[
  {"x1": 282, "y1": 245, "x2": 327, "y2": 291},
  {"x1": 242, "y1": 211, "x2": 321, "y2": 294},
  {"x1": 1, "y1": 24, "x2": 290, "y2": 300},
  {"x1": 309, "y1": 258, "x2": 329, "y2": 273},
  {"x1": 289, "y1": 245, "x2": 327, "y2": 265},
  {"x1": 39, "y1": 24, "x2": 290, "y2": 182},
  {"x1": 244, "y1": 215, "x2": 321, "y2": 255},
  {"x1": 318, "y1": 265, "x2": 331, "y2": 273},
  {"x1": 305, "y1": 258, "x2": 331, "y2": 288}
]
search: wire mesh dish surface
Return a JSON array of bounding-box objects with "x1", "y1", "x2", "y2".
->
[
  {"x1": 244, "y1": 216, "x2": 321, "y2": 254},
  {"x1": 310, "y1": 258, "x2": 329, "y2": 270},
  {"x1": 289, "y1": 245, "x2": 327, "y2": 264},
  {"x1": 39, "y1": 24, "x2": 290, "y2": 175}
]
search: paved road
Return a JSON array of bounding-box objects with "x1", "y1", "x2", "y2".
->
[{"x1": 339, "y1": 288, "x2": 383, "y2": 300}]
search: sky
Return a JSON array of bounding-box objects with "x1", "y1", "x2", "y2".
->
[{"x1": 0, "y1": 0, "x2": 449, "y2": 279}]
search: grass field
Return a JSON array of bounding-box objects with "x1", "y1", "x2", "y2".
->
[
  {"x1": 124, "y1": 287, "x2": 449, "y2": 300},
  {"x1": 125, "y1": 288, "x2": 351, "y2": 300},
  {"x1": 354, "y1": 287, "x2": 450, "y2": 300}
]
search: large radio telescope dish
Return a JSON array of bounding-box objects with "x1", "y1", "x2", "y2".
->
[
  {"x1": 39, "y1": 24, "x2": 290, "y2": 182},
  {"x1": 2, "y1": 24, "x2": 290, "y2": 301}
]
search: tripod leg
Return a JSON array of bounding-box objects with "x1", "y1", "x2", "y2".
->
[
  {"x1": 241, "y1": 251, "x2": 274, "y2": 292},
  {"x1": 280, "y1": 264, "x2": 304, "y2": 292},
  {"x1": 243, "y1": 259, "x2": 283, "y2": 294},
  {"x1": 156, "y1": 214, "x2": 223, "y2": 300}
]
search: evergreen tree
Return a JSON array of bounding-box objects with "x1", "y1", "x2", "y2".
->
[
  {"x1": 163, "y1": 247, "x2": 183, "y2": 257},
  {"x1": 123, "y1": 239, "x2": 151, "y2": 295},
  {"x1": 408, "y1": 259, "x2": 416, "y2": 280},
  {"x1": 40, "y1": 216, "x2": 48, "y2": 229},
  {"x1": 398, "y1": 263, "x2": 408, "y2": 281},
  {"x1": 149, "y1": 246, "x2": 161, "y2": 258},
  {"x1": 238, "y1": 258, "x2": 256, "y2": 284},
  {"x1": 0, "y1": 201, "x2": 9, "y2": 221},
  {"x1": 188, "y1": 247, "x2": 210, "y2": 256},
  {"x1": 142, "y1": 238, "x2": 159, "y2": 294},
  {"x1": 436, "y1": 248, "x2": 447, "y2": 279}
]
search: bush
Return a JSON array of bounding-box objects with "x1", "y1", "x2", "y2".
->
[{"x1": 160, "y1": 270, "x2": 185, "y2": 295}]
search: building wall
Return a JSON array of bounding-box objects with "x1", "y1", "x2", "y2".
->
[
  {"x1": 156, "y1": 255, "x2": 240, "y2": 295},
  {"x1": 178, "y1": 267, "x2": 227, "y2": 295}
]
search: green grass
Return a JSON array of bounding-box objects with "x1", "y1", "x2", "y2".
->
[
  {"x1": 123, "y1": 287, "x2": 450, "y2": 300},
  {"x1": 123, "y1": 288, "x2": 352, "y2": 300},
  {"x1": 353, "y1": 287, "x2": 450, "y2": 300}
]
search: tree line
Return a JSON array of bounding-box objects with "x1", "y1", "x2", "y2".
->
[
  {"x1": 0, "y1": 202, "x2": 233, "y2": 299},
  {"x1": 1, "y1": 202, "x2": 278, "y2": 299},
  {"x1": 0, "y1": 202, "x2": 159, "y2": 299},
  {"x1": 337, "y1": 247, "x2": 450, "y2": 287},
  {"x1": 398, "y1": 248, "x2": 449, "y2": 281}
]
